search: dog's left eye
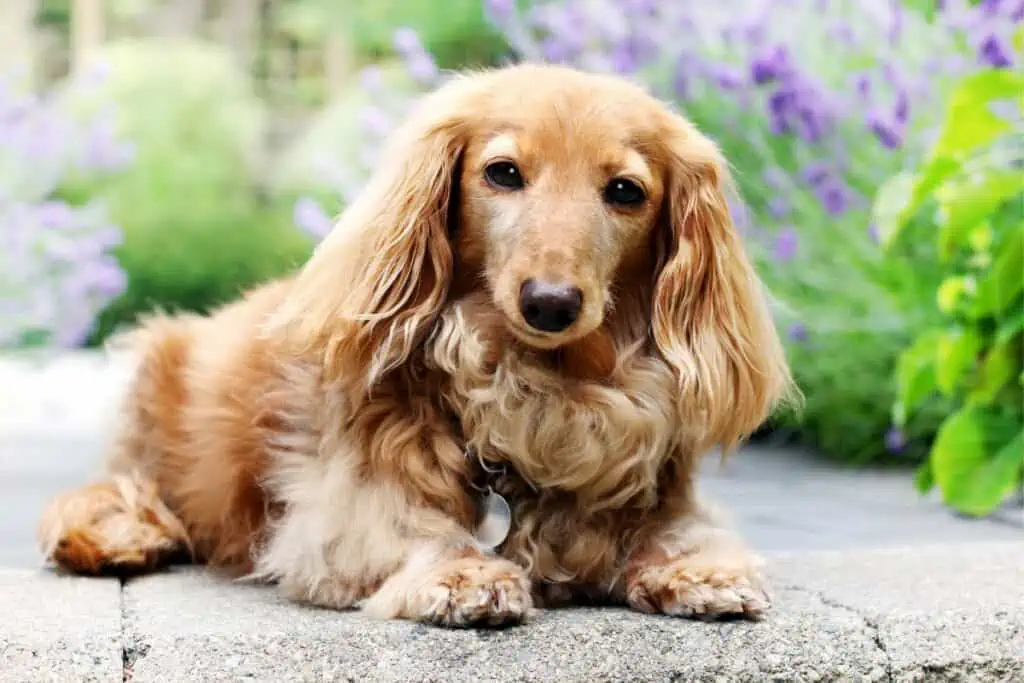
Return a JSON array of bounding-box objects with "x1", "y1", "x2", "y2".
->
[{"x1": 603, "y1": 178, "x2": 646, "y2": 207}]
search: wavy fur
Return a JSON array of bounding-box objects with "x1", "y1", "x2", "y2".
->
[{"x1": 38, "y1": 64, "x2": 796, "y2": 627}]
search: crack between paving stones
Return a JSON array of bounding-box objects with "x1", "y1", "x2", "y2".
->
[
  {"x1": 119, "y1": 577, "x2": 151, "y2": 682},
  {"x1": 119, "y1": 577, "x2": 130, "y2": 682},
  {"x1": 781, "y1": 584, "x2": 894, "y2": 682}
]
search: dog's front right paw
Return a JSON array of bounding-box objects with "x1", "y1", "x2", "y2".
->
[{"x1": 408, "y1": 555, "x2": 534, "y2": 628}]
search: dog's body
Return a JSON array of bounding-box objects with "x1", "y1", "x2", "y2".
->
[{"x1": 39, "y1": 65, "x2": 796, "y2": 627}]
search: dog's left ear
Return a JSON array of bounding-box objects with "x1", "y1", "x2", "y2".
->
[
  {"x1": 270, "y1": 82, "x2": 474, "y2": 391},
  {"x1": 652, "y1": 114, "x2": 797, "y2": 452}
]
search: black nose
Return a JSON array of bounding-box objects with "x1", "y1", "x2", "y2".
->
[{"x1": 519, "y1": 279, "x2": 583, "y2": 333}]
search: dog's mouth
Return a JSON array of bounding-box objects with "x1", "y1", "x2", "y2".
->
[{"x1": 504, "y1": 320, "x2": 567, "y2": 350}]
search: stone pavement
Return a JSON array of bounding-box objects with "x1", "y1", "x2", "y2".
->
[
  {"x1": 2, "y1": 541, "x2": 1022, "y2": 682},
  {"x1": 1, "y1": 351, "x2": 1022, "y2": 681}
]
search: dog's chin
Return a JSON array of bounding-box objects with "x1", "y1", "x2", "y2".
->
[{"x1": 503, "y1": 317, "x2": 600, "y2": 352}]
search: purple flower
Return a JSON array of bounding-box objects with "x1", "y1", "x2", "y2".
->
[
  {"x1": 893, "y1": 90, "x2": 909, "y2": 124},
  {"x1": 392, "y1": 28, "x2": 423, "y2": 57},
  {"x1": 768, "y1": 197, "x2": 790, "y2": 218},
  {"x1": 358, "y1": 65, "x2": 384, "y2": 91},
  {"x1": 772, "y1": 227, "x2": 799, "y2": 261},
  {"x1": 750, "y1": 45, "x2": 791, "y2": 84},
  {"x1": 818, "y1": 181, "x2": 851, "y2": 215},
  {"x1": 710, "y1": 64, "x2": 745, "y2": 90},
  {"x1": 852, "y1": 73, "x2": 872, "y2": 98},
  {"x1": 37, "y1": 201, "x2": 74, "y2": 228},
  {"x1": 787, "y1": 323, "x2": 809, "y2": 343},
  {"x1": 358, "y1": 106, "x2": 392, "y2": 138},
  {"x1": 606, "y1": 41, "x2": 638, "y2": 74},
  {"x1": 868, "y1": 222, "x2": 881, "y2": 243},
  {"x1": 404, "y1": 52, "x2": 439, "y2": 85},
  {"x1": 885, "y1": 427, "x2": 907, "y2": 454},
  {"x1": 541, "y1": 37, "x2": 575, "y2": 63},
  {"x1": 293, "y1": 198, "x2": 333, "y2": 239},
  {"x1": 485, "y1": 0, "x2": 516, "y2": 22},
  {"x1": 867, "y1": 110, "x2": 904, "y2": 149},
  {"x1": 800, "y1": 162, "x2": 831, "y2": 187},
  {"x1": 672, "y1": 56, "x2": 690, "y2": 98},
  {"x1": 978, "y1": 35, "x2": 1012, "y2": 68}
]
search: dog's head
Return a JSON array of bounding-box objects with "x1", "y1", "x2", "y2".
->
[{"x1": 276, "y1": 64, "x2": 795, "y2": 447}]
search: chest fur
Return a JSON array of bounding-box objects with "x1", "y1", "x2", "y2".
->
[{"x1": 426, "y1": 303, "x2": 683, "y2": 512}]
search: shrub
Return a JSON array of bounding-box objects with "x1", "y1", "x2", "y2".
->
[
  {"x1": 276, "y1": 0, "x2": 510, "y2": 69},
  {"x1": 296, "y1": 0, "x2": 1022, "y2": 463},
  {"x1": 0, "y1": 66, "x2": 132, "y2": 348},
  {"x1": 878, "y1": 68, "x2": 1023, "y2": 515},
  {"x1": 58, "y1": 38, "x2": 311, "y2": 344}
]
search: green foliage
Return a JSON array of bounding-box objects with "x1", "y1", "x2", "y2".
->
[
  {"x1": 882, "y1": 68, "x2": 1024, "y2": 516},
  {"x1": 277, "y1": 0, "x2": 509, "y2": 68},
  {"x1": 58, "y1": 39, "x2": 312, "y2": 344}
]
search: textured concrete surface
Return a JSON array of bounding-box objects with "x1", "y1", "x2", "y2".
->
[
  {"x1": 777, "y1": 542, "x2": 1024, "y2": 682},
  {"x1": 2, "y1": 542, "x2": 1017, "y2": 682},
  {"x1": 0, "y1": 569, "x2": 121, "y2": 682}
]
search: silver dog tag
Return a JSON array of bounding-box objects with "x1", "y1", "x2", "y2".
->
[{"x1": 475, "y1": 489, "x2": 512, "y2": 550}]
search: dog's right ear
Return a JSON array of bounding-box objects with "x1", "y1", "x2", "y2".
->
[{"x1": 267, "y1": 78, "x2": 481, "y2": 391}]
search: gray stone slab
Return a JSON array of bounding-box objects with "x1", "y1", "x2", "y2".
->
[
  {"x1": 118, "y1": 543, "x2": 1024, "y2": 682},
  {"x1": 117, "y1": 557, "x2": 883, "y2": 681},
  {"x1": 0, "y1": 569, "x2": 121, "y2": 682},
  {"x1": 773, "y1": 541, "x2": 1024, "y2": 682}
]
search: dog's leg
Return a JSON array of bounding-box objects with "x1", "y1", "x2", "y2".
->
[
  {"x1": 623, "y1": 503, "x2": 770, "y2": 620},
  {"x1": 38, "y1": 473, "x2": 191, "y2": 575},
  {"x1": 254, "y1": 443, "x2": 533, "y2": 627}
]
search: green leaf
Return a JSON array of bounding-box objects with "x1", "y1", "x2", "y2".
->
[
  {"x1": 896, "y1": 329, "x2": 942, "y2": 421},
  {"x1": 968, "y1": 340, "x2": 1020, "y2": 405},
  {"x1": 914, "y1": 460, "x2": 935, "y2": 494},
  {"x1": 930, "y1": 407, "x2": 1020, "y2": 516},
  {"x1": 996, "y1": 308, "x2": 1024, "y2": 345},
  {"x1": 910, "y1": 156, "x2": 963, "y2": 214},
  {"x1": 956, "y1": 428, "x2": 1024, "y2": 517},
  {"x1": 932, "y1": 70, "x2": 1024, "y2": 161},
  {"x1": 936, "y1": 170, "x2": 1024, "y2": 260},
  {"x1": 975, "y1": 224, "x2": 1024, "y2": 316},
  {"x1": 874, "y1": 170, "x2": 917, "y2": 248},
  {"x1": 935, "y1": 329, "x2": 981, "y2": 396}
]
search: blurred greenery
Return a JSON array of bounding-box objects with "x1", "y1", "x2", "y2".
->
[
  {"x1": 276, "y1": 0, "x2": 509, "y2": 68},
  {"x1": 57, "y1": 38, "x2": 312, "y2": 344}
]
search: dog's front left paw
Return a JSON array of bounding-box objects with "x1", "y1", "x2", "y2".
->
[
  {"x1": 408, "y1": 555, "x2": 534, "y2": 628},
  {"x1": 626, "y1": 555, "x2": 770, "y2": 620}
]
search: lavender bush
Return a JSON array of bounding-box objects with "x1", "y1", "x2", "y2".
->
[
  {"x1": 1, "y1": 66, "x2": 133, "y2": 349},
  {"x1": 294, "y1": 0, "x2": 1023, "y2": 461}
]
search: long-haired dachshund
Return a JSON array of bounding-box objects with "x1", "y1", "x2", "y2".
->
[{"x1": 38, "y1": 64, "x2": 796, "y2": 627}]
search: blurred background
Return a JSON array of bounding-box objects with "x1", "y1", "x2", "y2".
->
[{"x1": 1, "y1": 0, "x2": 1021, "y2": 525}]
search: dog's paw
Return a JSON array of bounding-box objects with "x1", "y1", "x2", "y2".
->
[
  {"x1": 409, "y1": 556, "x2": 533, "y2": 628},
  {"x1": 38, "y1": 475, "x2": 191, "y2": 576},
  {"x1": 626, "y1": 555, "x2": 770, "y2": 620}
]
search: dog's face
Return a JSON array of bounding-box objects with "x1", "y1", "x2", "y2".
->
[
  {"x1": 454, "y1": 88, "x2": 667, "y2": 349},
  {"x1": 279, "y1": 64, "x2": 795, "y2": 449}
]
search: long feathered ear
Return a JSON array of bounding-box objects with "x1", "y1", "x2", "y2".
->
[
  {"x1": 652, "y1": 115, "x2": 798, "y2": 453},
  {"x1": 270, "y1": 84, "x2": 471, "y2": 390}
]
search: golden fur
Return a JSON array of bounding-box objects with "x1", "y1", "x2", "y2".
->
[{"x1": 38, "y1": 64, "x2": 796, "y2": 627}]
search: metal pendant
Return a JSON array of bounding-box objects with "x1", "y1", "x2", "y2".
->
[{"x1": 474, "y1": 489, "x2": 512, "y2": 550}]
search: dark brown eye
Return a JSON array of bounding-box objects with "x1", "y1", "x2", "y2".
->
[
  {"x1": 603, "y1": 177, "x2": 646, "y2": 206},
  {"x1": 484, "y1": 161, "x2": 525, "y2": 190}
]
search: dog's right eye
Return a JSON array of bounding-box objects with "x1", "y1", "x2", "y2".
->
[{"x1": 484, "y1": 161, "x2": 525, "y2": 190}]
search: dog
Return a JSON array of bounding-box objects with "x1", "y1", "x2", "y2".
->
[{"x1": 38, "y1": 64, "x2": 796, "y2": 627}]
